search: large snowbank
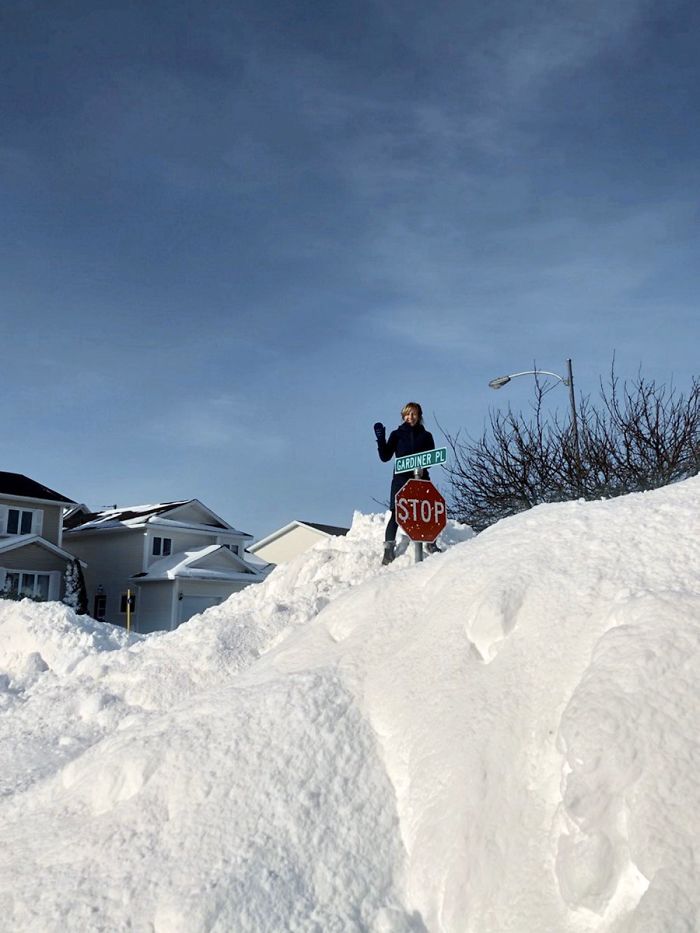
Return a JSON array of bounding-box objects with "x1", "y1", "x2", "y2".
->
[{"x1": 0, "y1": 489, "x2": 698, "y2": 932}]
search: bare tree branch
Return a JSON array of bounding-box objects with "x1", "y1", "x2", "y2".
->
[{"x1": 444, "y1": 362, "x2": 700, "y2": 531}]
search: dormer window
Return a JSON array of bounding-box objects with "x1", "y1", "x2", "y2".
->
[
  {"x1": 153, "y1": 536, "x2": 172, "y2": 557},
  {"x1": 7, "y1": 508, "x2": 35, "y2": 535}
]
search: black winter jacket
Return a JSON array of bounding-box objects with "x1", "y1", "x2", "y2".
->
[{"x1": 377, "y1": 422, "x2": 435, "y2": 463}]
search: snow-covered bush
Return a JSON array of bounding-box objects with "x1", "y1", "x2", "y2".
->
[{"x1": 62, "y1": 559, "x2": 88, "y2": 614}]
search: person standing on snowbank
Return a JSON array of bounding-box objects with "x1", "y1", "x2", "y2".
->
[{"x1": 374, "y1": 401, "x2": 440, "y2": 565}]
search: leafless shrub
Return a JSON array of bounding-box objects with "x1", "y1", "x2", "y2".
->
[{"x1": 444, "y1": 366, "x2": 700, "y2": 532}]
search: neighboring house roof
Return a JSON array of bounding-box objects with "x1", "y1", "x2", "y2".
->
[
  {"x1": 249, "y1": 520, "x2": 350, "y2": 553},
  {"x1": 0, "y1": 534, "x2": 84, "y2": 563},
  {"x1": 243, "y1": 549, "x2": 275, "y2": 575},
  {"x1": 64, "y1": 499, "x2": 253, "y2": 539},
  {"x1": 132, "y1": 545, "x2": 261, "y2": 582},
  {"x1": 300, "y1": 521, "x2": 350, "y2": 537},
  {"x1": 63, "y1": 500, "x2": 190, "y2": 530},
  {"x1": 0, "y1": 472, "x2": 76, "y2": 505},
  {"x1": 62, "y1": 503, "x2": 90, "y2": 524}
]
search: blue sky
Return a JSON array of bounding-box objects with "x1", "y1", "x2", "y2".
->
[{"x1": 3, "y1": 0, "x2": 699, "y2": 538}]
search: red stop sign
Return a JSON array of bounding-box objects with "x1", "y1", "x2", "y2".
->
[{"x1": 395, "y1": 479, "x2": 447, "y2": 542}]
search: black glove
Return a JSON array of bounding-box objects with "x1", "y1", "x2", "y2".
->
[{"x1": 374, "y1": 422, "x2": 385, "y2": 441}]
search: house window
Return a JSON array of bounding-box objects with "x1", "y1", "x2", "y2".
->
[
  {"x1": 94, "y1": 594, "x2": 107, "y2": 620},
  {"x1": 3, "y1": 571, "x2": 50, "y2": 600},
  {"x1": 152, "y1": 537, "x2": 172, "y2": 557},
  {"x1": 120, "y1": 593, "x2": 136, "y2": 613},
  {"x1": 7, "y1": 509, "x2": 35, "y2": 535},
  {"x1": 224, "y1": 544, "x2": 239, "y2": 554}
]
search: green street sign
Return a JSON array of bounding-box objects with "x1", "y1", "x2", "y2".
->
[{"x1": 395, "y1": 447, "x2": 447, "y2": 474}]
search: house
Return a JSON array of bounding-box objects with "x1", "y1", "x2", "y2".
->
[
  {"x1": 248, "y1": 520, "x2": 350, "y2": 566},
  {"x1": 63, "y1": 499, "x2": 264, "y2": 633},
  {"x1": 0, "y1": 472, "x2": 79, "y2": 601}
]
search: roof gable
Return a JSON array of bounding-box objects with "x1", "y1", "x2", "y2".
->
[
  {"x1": 249, "y1": 520, "x2": 349, "y2": 553},
  {"x1": 0, "y1": 534, "x2": 80, "y2": 562},
  {"x1": 189, "y1": 548, "x2": 253, "y2": 573},
  {"x1": 62, "y1": 504, "x2": 96, "y2": 529},
  {"x1": 0, "y1": 472, "x2": 75, "y2": 505},
  {"x1": 135, "y1": 544, "x2": 260, "y2": 581},
  {"x1": 64, "y1": 500, "x2": 191, "y2": 532},
  {"x1": 160, "y1": 500, "x2": 229, "y2": 529},
  {"x1": 64, "y1": 498, "x2": 252, "y2": 538}
]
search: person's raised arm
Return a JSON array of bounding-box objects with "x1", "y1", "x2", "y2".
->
[{"x1": 374, "y1": 422, "x2": 396, "y2": 462}]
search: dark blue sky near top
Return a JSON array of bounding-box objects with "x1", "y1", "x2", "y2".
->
[{"x1": 2, "y1": 0, "x2": 699, "y2": 536}]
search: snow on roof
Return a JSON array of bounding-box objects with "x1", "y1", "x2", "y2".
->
[
  {"x1": 100, "y1": 502, "x2": 183, "y2": 517},
  {"x1": 63, "y1": 501, "x2": 189, "y2": 531},
  {"x1": 2, "y1": 481, "x2": 700, "y2": 930},
  {"x1": 63, "y1": 500, "x2": 252, "y2": 538},
  {"x1": 242, "y1": 549, "x2": 274, "y2": 575},
  {"x1": 134, "y1": 544, "x2": 259, "y2": 581}
]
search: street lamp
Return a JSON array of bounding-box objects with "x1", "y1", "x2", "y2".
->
[{"x1": 488, "y1": 358, "x2": 581, "y2": 474}]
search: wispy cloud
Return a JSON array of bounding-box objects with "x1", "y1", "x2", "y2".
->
[
  {"x1": 149, "y1": 394, "x2": 287, "y2": 454},
  {"x1": 483, "y1": 0, "x2": 657, "y2": 99},
  {"x1": 360, "y1": 199, "x2": 696, "y2": 358}
]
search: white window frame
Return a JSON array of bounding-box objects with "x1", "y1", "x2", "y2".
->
[
  {"x1": 4, "y1": 507, "x2": 41, "y2": 536},
  {"x1": 0, "y1": 568, "x2": 58, "y2": 600},
  {"x1": 153, "y1": 536, "x2": 172, "y2": 557}
]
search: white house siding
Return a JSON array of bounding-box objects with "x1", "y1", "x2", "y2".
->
[
  {"x1": 176, "y1": 580, "x2": 248, "y2": 627},
  {"x1": 145, "y1": 529, "x2": 207, "y2": 564},
  {"x1": 136, "y1": 582, "x2": 174, "y2": 634},
  {"x1": 145, "y1": 529, "x2": 245, "y2": 565},
  {"x1": 252, "y1": 526, "x2": 327, "y2": 565},
  {"x1": 193, "y1": 551, "x2": 249, "y2": 574},
  {"x1": 66, "y1": 532, "x2": 146, "y2": 628},
  {"x1": 0, "y1": 544, "x2": 66, "y2": 600},
  {"x1": 0, "y1": 543, "x2": 67, "y2": 573},
  {"x1": 137, "y1": 579, "x2": 248, "y2": 632},
  {"x1": 36, "y1": 504, "x2": 63, "y2": 547},
  {"x1": 0, "y1": 499, "x2": 62, "y2": 546}
]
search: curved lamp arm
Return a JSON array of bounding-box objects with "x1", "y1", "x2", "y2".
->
[
  {"x1": 488, "y1": 370, "x2": 570, "y2": 389},
  {"x1": 487, "y1": 359, "x2": 582, "y2": 492}
]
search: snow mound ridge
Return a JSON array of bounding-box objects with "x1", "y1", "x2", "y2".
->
[
  {"x1": 0, "y1": 599, "x2": 130, "y2": 682},
  {"x1": 0, "y1": 480, "x2": 699, "y2": 931},
  {"x1": 557, "y1": 592, "x2": 700, "y2": 928}
]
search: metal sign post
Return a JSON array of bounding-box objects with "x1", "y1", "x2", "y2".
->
[{"x1": 413, "y1": 469, "x2": 424, "y2": 563}]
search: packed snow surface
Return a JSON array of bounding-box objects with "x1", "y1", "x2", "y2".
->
[{"x1": 1, "y1": 485, "x2": 699, "y2": 932}]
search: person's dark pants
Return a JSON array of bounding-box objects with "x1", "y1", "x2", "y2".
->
[{"x1": 385, "y1": 471, "x2": 428, "y2": 542}]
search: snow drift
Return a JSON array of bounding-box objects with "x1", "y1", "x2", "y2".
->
[{"x1": 0, "y1": 485, "x2": 699, "y2": 932}]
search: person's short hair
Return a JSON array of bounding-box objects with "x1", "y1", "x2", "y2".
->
[{"x1": 401, "y1": 402, "x2": 423, "y2": 422}]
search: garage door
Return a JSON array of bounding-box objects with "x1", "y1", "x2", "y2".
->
[{"x1": 177, "y1": 595, "x2": 221, "y2": 626}]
